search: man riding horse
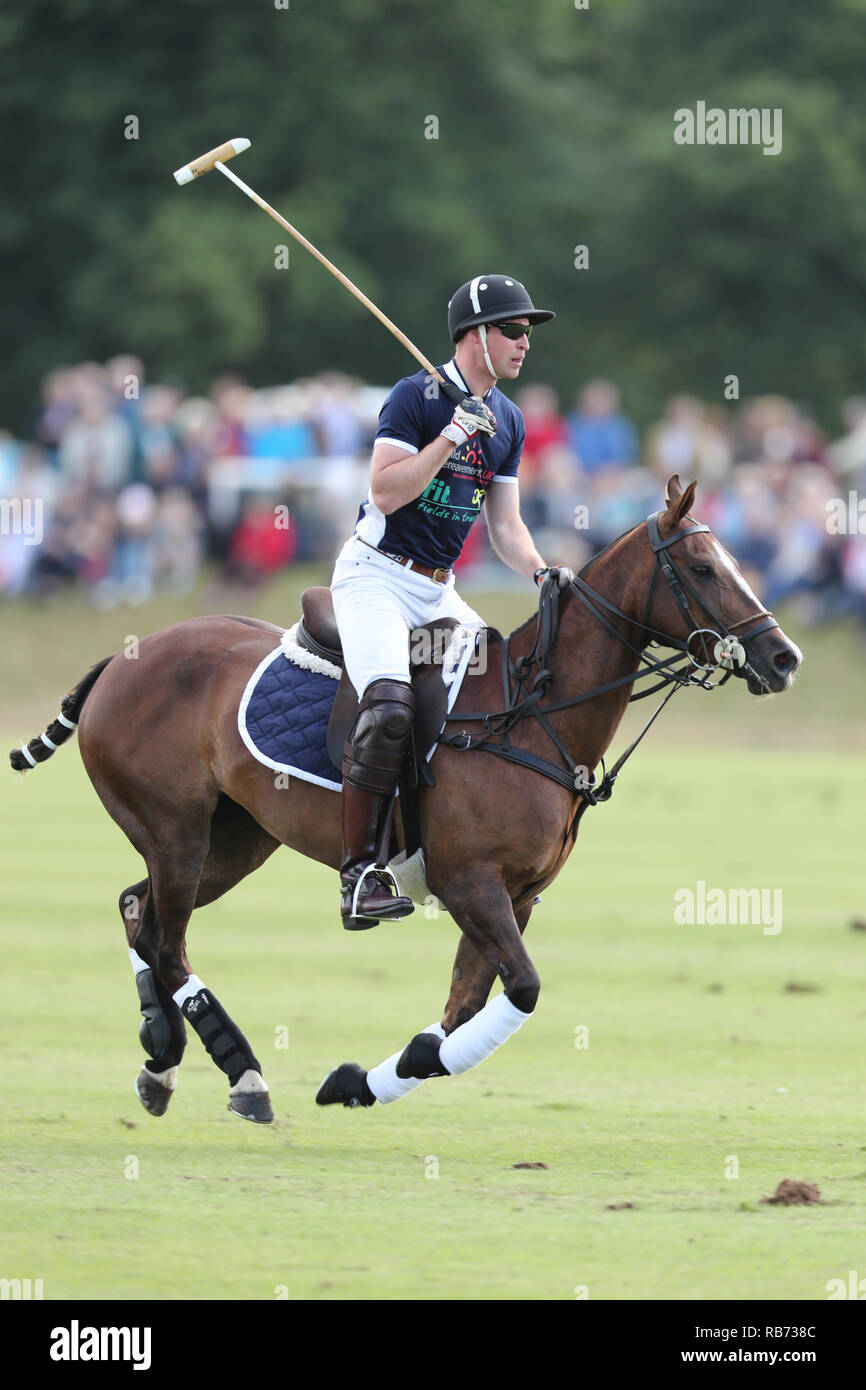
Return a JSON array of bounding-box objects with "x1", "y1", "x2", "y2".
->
[{"x1": 331, "y1": 275, "x2": 570, "y2": 928}]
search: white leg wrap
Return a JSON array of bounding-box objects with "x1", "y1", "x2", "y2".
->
[
  {"x1": 366, "y1": 1021, "x2": 445, "y2": 1105},
  {"x1": 438, "y1": 993, "x2": 532, "y2": 1075},
  {"x1": 146, "y1": 1065, "x2": 178, "y2": 1091},
  {"x1": 172, "y1": 974, "x2": 207, "y2": 1008},
  {"x1": 229, "y1": 1068, "x2": 269, "y2": 1095},
  {"x1": 128, "y1": 947, "x2": 149, "y2": 975}
]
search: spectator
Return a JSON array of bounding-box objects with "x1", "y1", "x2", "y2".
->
[
  {"x1": 310, "y1": 372, "x2": 368, "y2": 457},
  {"x1": 246, "y1": 387, "x2": 316, "y2": 466},
  {"x1": 645, "y1": 395, "x2": 732, "y2": 488},
  {"x1": 226, "y1": 495, "x2": 297, "y2": 585},
  {"x1": 153, "y1": 487, "x2": 203, "y2": 596},
  {"x1": 139, "y1": 384, "x2": 185, "y2": 490},
  {"x1": 1, "y1": 353, "x2": 862, "y2": 628},
  {"x1": 58, "y1": 386, "x2": 133, "y2": 491},
  {"x1": 567, "y1": 379, "x2": 638, "y2": 475},
  {"x1": 828, "y1": 396, "x2": 866, "y2": 482},
  {"x1": 210, "y1": 377, "x2": 252, "y2": 457}
]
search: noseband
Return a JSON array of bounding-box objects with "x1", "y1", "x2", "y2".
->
[{"x1": 642, "y1": 512, "x2": 779, "y2": 671}]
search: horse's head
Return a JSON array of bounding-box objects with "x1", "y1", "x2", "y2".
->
[{"x1": 638, "y1": 474, "x2": 802, "y2": 695}]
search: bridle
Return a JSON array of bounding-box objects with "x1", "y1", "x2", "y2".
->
[
  {"x1": 644, "y1": 511, "x2": 779, "y2": 658},
  {"x1": 573, "y1": 512, "x2": 779, "y2": 680},
  {"x1": 440, "y1": 511, "x2": 781, "y2": 805}
]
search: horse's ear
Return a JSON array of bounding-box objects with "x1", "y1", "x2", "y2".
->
[{"x1": 665, "y1": 475, "x2": 697, "y2": 526}]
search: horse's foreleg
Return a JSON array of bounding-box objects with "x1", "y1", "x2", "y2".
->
[
  {"x1": 442, "y1": 898, "x2": 532, "y2": 1032},
  {"x1": 317, "y1": 894, "x2": 533, "y2": 1109},
  {"x1": 364, "y1": 931, "x2": 501, "y2": 1104},
  {"x1": 121, "y1": 880, "x2": 187, "y2": 1117},
  {"x1": 414, "y1": 886, "x2": 536, "y2": 1079}
]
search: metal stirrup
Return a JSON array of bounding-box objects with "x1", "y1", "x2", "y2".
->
[{"x1": 350, "y1": 863, "x2": 404, "y2": 919}]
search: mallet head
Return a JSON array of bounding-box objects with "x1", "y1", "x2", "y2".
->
[{"x1": 173, "y1": 138, "x2": 251, "y2": 185}]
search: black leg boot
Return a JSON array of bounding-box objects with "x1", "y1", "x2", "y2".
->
[
  {"x1": 340, "y1": 782, "x2": 414, "y2": 928},
  {"x1": 339, "y1": 679, "x2": 417, "y2": 930}
]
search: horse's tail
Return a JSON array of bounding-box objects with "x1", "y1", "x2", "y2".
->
[{"x1": 9, "y1": 655, "x2": 114, "y2": 772}]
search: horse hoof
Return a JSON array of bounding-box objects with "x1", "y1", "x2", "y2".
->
[
  {"x1": 227, "y1": 1091, "x2": 274, "y2": 1124},
  {"x1": 316, "y1": 1062, "x2": 376, "y2": 1108},
  {"x1": 134, "y1": 1068, "x2": 173, "y2": 1117}
]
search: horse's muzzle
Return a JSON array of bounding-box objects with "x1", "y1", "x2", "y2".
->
[{"x1": 739, "y1": 629, "x2": 803, "y2": 695}]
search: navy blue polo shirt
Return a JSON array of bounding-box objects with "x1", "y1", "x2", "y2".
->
[{"x1": 353, "y1": 359, "x2": 525, "y2": 570}]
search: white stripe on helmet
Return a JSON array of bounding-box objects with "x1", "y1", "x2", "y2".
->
[{"x1": 469, "y1": 276, "x2": 490, "y2": 314}]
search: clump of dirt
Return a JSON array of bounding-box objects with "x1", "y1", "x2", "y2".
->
[
  {"x1": 606, "y1": 1201, "x2": 635, "y2": 1210},
  {"x1": 783, "y1": 981, "x2": 821, "y2": 993},
  {"x1": 511, "y1": 1161, "x2": 548, "y2": 1170},
  {"x1": 849, "y1": 919, "x2": 866, "y2": 933},
  {"x1": 761, "y1": 1179, "x2": 823, "y2": 1206}
]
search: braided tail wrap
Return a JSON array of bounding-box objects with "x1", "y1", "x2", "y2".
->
[{"x1": 9, "y1": 655, "x2": 113, "y2": 772}]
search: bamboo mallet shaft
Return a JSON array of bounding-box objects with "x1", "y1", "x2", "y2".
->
[{"x1": 213, "y1": 159, "x2": 446, "y2": 386}]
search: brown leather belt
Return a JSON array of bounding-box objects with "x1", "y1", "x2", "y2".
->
[{"x1": 357, "y1": 538, "x2": 452, "y2": 585}]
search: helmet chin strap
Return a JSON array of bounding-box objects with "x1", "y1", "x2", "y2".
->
[{"x1": 477, "y1": 324, "x2": 497, "y2": 384}]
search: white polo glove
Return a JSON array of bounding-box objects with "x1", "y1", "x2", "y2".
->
[
  {"x1": 534, "y1": 566, "x2": 575, "y2": 589},
  {"x1": 440, "y1": 395, "x2": 498, "y2": 447}
]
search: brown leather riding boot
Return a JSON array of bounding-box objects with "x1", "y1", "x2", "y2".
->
[{"x1": 339, "y1": 782, "x2": 414, "y2": 930}]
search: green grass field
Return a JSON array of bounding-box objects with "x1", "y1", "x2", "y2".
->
[
  {"x1": 1, "y1": 585, "x2": 865, "y2": 1301},
  {"x1": 1, "y1": 739, "x2": 865, "y2": 1299}
]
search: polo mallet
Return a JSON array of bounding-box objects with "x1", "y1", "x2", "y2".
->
[{"x1": 173, "y1": 138, "x2": 465, "y2": 404}]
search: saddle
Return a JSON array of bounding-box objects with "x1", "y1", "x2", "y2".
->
[{"x1": 296, "y1": 586, "x2": 463, "y2": 857}]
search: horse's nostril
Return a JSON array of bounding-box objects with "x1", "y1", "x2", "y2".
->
[{"x1": 773, "y1": 650, "x2": 794, "y2": 671}]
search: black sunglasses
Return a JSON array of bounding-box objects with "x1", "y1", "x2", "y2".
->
[{"x1": 489, "y1": 320, "x2": 532, "y2": 340}]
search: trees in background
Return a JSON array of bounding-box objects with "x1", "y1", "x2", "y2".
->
[{"x1": 3, "y1": 0, "x2": 866, "y2": 432}]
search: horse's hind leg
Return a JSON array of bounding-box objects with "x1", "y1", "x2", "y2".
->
[
  {"x1": 121, "y1": 879, "x2": 188, "y2": 1117},
  {"x1": 129, "y1": 807, "x2": 276, "y2": 1124},
  {"x1": 123, "y1": 799, "x2": 279, "y2": 1117}
]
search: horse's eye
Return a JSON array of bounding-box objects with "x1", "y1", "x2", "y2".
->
[{"x1": 691, "y1": 564, "x2": 713, "y2": 578}]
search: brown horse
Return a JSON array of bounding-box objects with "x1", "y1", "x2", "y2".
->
[{"x1": 9, "y1": 476, "x2": 801, "y2": 1122}]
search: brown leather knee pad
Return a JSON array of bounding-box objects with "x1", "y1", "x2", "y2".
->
[{"x1": 342, "y1": 679, "x2": 416, "y2": 794}]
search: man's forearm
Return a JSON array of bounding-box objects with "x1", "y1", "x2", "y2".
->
[
  {"x1": 488, "y1": 517, "x2": 545, "y2": 581},
  {"x1": 371, "y1": 436, "x2": 456, "y2": 514}
]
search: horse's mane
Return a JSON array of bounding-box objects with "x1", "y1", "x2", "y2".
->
[{"x1": 507, "y1": 518, "x2": 648, "y2": 645}]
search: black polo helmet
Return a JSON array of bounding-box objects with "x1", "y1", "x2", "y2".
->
[{"x1": 447, "y1": 274, "x2": 555, "y2": 342}]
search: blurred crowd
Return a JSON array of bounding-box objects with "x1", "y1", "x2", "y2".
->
[{"x1": 1, "y1": 355, "x2": 866, "y2": 629}]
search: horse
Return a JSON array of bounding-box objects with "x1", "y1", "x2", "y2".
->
[{"x1": 9, "y1": 476, "x2": 802, "y2": 1122}]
